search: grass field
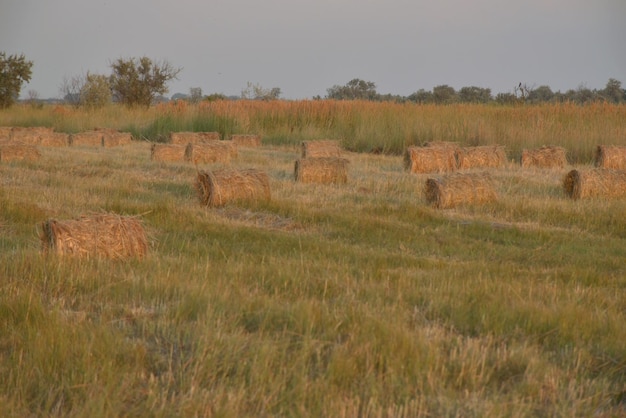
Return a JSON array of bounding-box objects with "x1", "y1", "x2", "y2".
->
[{"x1": 1, "y1": 102, "x2": 625, "y2": 416}]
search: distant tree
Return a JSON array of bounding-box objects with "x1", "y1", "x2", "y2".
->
[
  {"x1": 109, "y1": 57, "x2": 181, "y2": 107},
  {"x1": 189, "y1": 87, "x2": 203, "y2": 103},
  {"x1": 569, "y1": 84, "x2": 597, "y2": 104},
  {"x1": 527, "y1": 85, "x2": 554, "y2": 103},
  {"x1": 241, "y1": 82, "x2": 281, "y2": 100},
  {"x1": 407, "y1": 89, "x2": 433, "y2": 104},
  {"x1": 458, "y1": 86, "x2": 492, "y2": 103},
  {"x1": 326, "y1": 79, "x2": 378, "y2": 100},
  {"x1": 514, "y1": 83, "x2": 533, "y2": 102},
  {"x1": 80, "y1": 72, "x2": 111, "y2": 108},
  {"x1": 0, "y1": 52, "x2": 33, "y2": 108},
  {"x1": 495, "y1": 92, "x2": 518, "y2": 105},
  {"x1": 59, "y1": 74, "x2": 83, "y2": 106},
  {"x1": 204, "y1": 93, "x2": 228, "y2": 101},
  {"x1": 432, "y1": 85, "x2": 457, "y2": 104},
  {"x1": 601, "y1": 78, "x2": 624, "y2": 103},
  {"x1": 26, "y1": 90, "x2": 42, "y2": 108}
]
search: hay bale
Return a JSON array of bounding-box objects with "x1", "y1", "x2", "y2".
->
[
  {"x1": 456, "y1": 145, "x2": 507, "y2": 169},
  {"x1": 563, "y1": 168, "x2": 626, "y2": 200},
  {"x1": 151, "y1": 144, "x2": 186, "y2": 162},
  {"x1": 294, "y1": 157, "x2": 349, "y2": 184},
  {"x1": 71, "y1": 131, "x2": 104, "y2": 147},
  {"x1": 230, "y1": 134, "x2": 262, "y2": 147},
  {"x1": 302, "y1": 140, "x2": 343, "y2": 158},
  {"x1": 170, "y1": 131, "x2": 221, "y2": 145},
  {"x1": 40, "y1": 213, "x2": 148, "y2": 259},
  {"x1": 40, "y1": 132, "x2": 70, "y2": 147},
  {"x1": 0, "y1": 126, "x2": 13, "y2": 141},
  {"x1": 103, "y1": 131, "x2": 132, "y2": 147},
  {"x1": 195, "y1": 168, "x2": 271, "y2": 207},
  {"x1": 521, "y1": 146, "x2": 567, "y2": 169},
  {"x1": 595, "y1": 145, "x2": 626, "y2": 170},
  {"x1": 404, "y1": 146, "x2": 457, "y2": 174},
  {"x1": 10, "y1": 126, "x2": 54, "y2": 144},
  {"x1": 425, "y1": 172, "x2": 497, "y2": 209},
  {"x1": 0, "y1": 144, "x2": 41, "y2": 162},
  {"x1": 185, "y1": 141, "x2": 234, "y2": 164}
]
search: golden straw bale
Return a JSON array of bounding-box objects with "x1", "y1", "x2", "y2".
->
[
  {"x1": 230, "y1": 134, "x2": 262, "y2": 147},
  {"x1": 185, "y1": 141, "x2": 234, "y2": 164},
  {"x1": 40, "y1": 132, "x2": 70, "y2": 147},
  {"x1": 170, "y1": 131, "x2": 221, "y2": 145},
  {"x1": 196, "y1": 168, "x2": 271, "y2": 207},
  {"x1": 404, "y1": 146, "x2": 457, "y2": 174},
  {"x1": 0, "y1": 127, "x2": 13, "y2": 141},
  {"x1": 0, "y1": 144, "x2": 41, "y2": 162},
  {"x1": 151, "y1": 144, "x2": 186, "y2": 162},
  {"x1": 456, "y1": 145, "x2": 507, "y2": 169},
  {"x1": 521, "y1": 146, "x2": 567, "y2": 169},
  {"x1": 302, "y1": 140, "x2": 343, "y2": 158},
  {"x1": 40, "y1": 213, "x2": 148, "y2": 259},
  {"x1": 71, "y1": 131, "x2": 104, "y2": 147},
  {"x1": 594, "y1": 145, "x2": 626, "y2": 170},
  {"x1": 103, "y1": 132, "x2": 132, "y2": 147},
  {"x1": 425, "y1": 172, "x2": 498, "y2": 209},
  {"x1": 10, "y1": 126, "x2": 54, "y2": 145},
  {"x1": 563, "y1": 168, "x2": 626, "y2": 200},
  {"x1": 294, "y1": 157, "x2": 349, "y2": 184}
]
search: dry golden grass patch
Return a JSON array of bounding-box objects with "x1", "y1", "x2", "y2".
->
[
  {"x1": 301, "y1": 139, "x2": 343, "y2": 158},
  {"x1": 0, "y1": 143, "x2": 41, "y2": 162}
]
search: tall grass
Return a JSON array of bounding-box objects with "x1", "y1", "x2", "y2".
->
[{"x1": 0, "y1": 104, "x2": 625, "y2": 416}]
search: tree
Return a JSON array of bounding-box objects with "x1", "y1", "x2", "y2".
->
[
  {"x1": 527, "y1": 85, "x2": 554, "y2": 103},
  {"x1": 432, "y1": 85, "x2": 458, "y2": 104},
  {"x1": 326, "y1": 79, "x2": 378, "y2": 100},
  {"x1": 0, "y1": 52, "x2": 33, "y2": 108},
  {"x1": 109, "y1": 57, "x2": 181, "y2": 107},
  {"x1": 458, "y1": 86, "x2": 492, "y2": 104},
  {"x1": 240, "y1": 82, "x2": 281, "y2": 100},
  {"x1": 407, "y1": 89, "x2": 433, "y2": 104},
  {"x1": 80, "y1": 73, "x2": 111, "y2": 108},
  {"x1": 601, "y1": 78, "x2": 624, "y2": 103},
  {"x1": 189, "y1": 87, "x2": 203, "y2": 103},
  {"x1": 495, "y1": 92, "x2": 518, "y2": 105},
  {"x1": 60, "y1": 74, "x2": 83, "y2": 106}
]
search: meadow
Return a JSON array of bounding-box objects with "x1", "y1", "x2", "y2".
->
[{"x1": 1, "y1": 101, "x2": 625, "y2": 417}]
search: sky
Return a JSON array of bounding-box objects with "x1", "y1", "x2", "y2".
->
[{"x1": 1, "y1": 0, "x2": 625, "y2": 100}]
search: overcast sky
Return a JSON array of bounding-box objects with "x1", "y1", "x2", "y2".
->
[{"x1": 1, "y1": 0, "x2": 625, "y2": 99}]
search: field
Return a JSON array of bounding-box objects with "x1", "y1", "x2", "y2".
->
[{"x1": 1, "y1": 101, "x2": 625, "y2": 417}]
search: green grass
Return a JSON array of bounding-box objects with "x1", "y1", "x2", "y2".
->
[{"x1": 0, "y1": 106, "x2": 625, "y2": 416}]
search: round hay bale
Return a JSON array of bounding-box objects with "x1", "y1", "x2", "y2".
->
[
  {"x1": 0, "y1": 144, "x2": 41, "y2": 162},
  {"x1": 456, "y1": 145, "x2": 507, "y2": 169},
  {"x1": 302, "y1": 140, "x2": 343, "y2": 158},
  {"x1": 70, "y1": 131, "x2": 104, "y2": 147},
  {"x1": 563, "y1": 168, "x2": 626, "y2": 200},
  {"x1": 170, "y1": 131, "x2": 221, "y2": 145},
  {"x1": 404, "y1": 146, "x2": 457, "y2": 174},
  {"x1": 185, "y1": 141, "x2": 234, "y2": 165},
  {"x1": 196, "y1": 168, "x2": 271, "y2": 207},
  {"x1": 40, "y1": 213, "x2": 148, "y2": 259},
  {"x1": 151, "y1": 144, "x2": 186, "y2": 162},
  {"x1": 40, "y1": 132, "x2": 70, "y2": 147},
  {"x1": 294, "y1": 157, "x2": 349, "y2": 184},
  {"x1": 521, "y1": 146, "x2": 567, "y2": 169},
  {"x1": 230, "y1": 134, "x2": 261, "y2": 147},
  {"x1": 425, "y1": 172, "x2": 498, "y2": 209},
  {"x1": 594, "y1": 145, "x2": 626, "y2": 170}
]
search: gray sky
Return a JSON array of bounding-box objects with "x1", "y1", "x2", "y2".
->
[{"x1": 1, "y1": 0, "x2": 625, "y2": 99}]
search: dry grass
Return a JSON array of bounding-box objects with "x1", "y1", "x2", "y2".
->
[
  {"x1": 70, "y1": 131, "x2": 103, "y2": 147},
  {"x1": 39, "y1": 212, "x2": 149, "y2": 259},
  {"x1": 196, "y1": 168, "x2": 271, "y2": 207},
  {"x1": 170, "y1": 131, "x2": 221, "y2": 144},
  {"x1": 563, "y1": 168, "x2": 626, "y2": 199},
  {"x1": 151, "y1": 144, "x2": 186, "y2": 162},
  {"x1": 230, "y1": 134, "x2": 262, "y2": 147},
  {"x1": 294, "y1": 157, "x2": 349, "y2": 184},
  {"x1": 425, "y1": 171, "x2": 498, "y2": 208},
  {"x1": 456, "y1": 145, "x2": 507, "y2": 169},
  {"x1": 594, "y1": 145, "x2": 626, "y2": 169},
  {"x1": 0, "y1": 143, "x2": 41, "y2": 162},
  {"x1": 521, "y1": 146, "x2": 567, "y2": 169},
  {"x1": 102, "y1": 131, "x2": 133, "y2": 148},
  {"x1": 404, "y1": 145, "x2": 457, "y2": 174},
  {"x1": 302, "y1": 140, "x2": 343, "y2": 158}
]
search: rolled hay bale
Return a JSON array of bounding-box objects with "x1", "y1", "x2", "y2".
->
[
  {"x1": 10, "y1": 126, "x2": 54, "y2": 145},
  {"x1": 102, "y1": 131, "x2": 132, "y2": 147},
  {"x1": 195, "y1": 168, "x2": 271, "y2": 207},
  {"x1": 170, "y1": 131, "x2": 221, "y2": 145},
  {"x1": 595, "y1": 145, "x2": 626, "y2": 170},
  {"x1": 302, "y1": 140, "x2": 343, "y2": 158},
  {"x1": 185, "y1": 141, "x2": 235, "y2": 164},
  {"x1": 0, "y1": 144, "x2": 41, "y2": 162},
  {"x1": 456, "y1": 145, "x2": 507, "y2": 169},
  {"x1": 40, "y1": 132, "x2": 70, "y2": 147},
  {"x1": 521, "y1": 146, "x2": 567, "y2": 169},
  {"x1": 404, "y1": 145, "x2": 457, "y2": 174},
  {"x1": 294, "y1": 157, "x2": 349, "y2": 184},
  {"x1": 425, "y1": 172, "x2": 498, "y2": 209},
  {"x1": 40, "y1": 213, "x2": 148, "y2": 259},
  {"x1": 230, "y1": 134, "x2": 261, "y2": 147},
  {"x1": 151, "y1": 144, "x2": 186, "y2": 162},
  {"x1": 563, "y1": 168, "x2": 626, "y2": 200},
  {"x1": 70, "y1": 131, "x2": 104, "y2": 147}
]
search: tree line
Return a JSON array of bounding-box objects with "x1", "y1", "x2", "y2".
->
[{"x1": 1, "y1": 52, "x2": 624, "y2": 109}]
